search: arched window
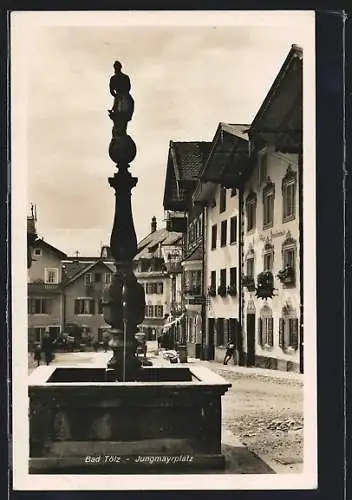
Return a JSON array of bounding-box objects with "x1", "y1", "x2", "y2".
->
[
  {"x1": 279, "y1": 305, "x2": 299, "y2": 350},
  {"x1": 258, "y1": 305, "x2": 273, "y2": 347},
  {"x1": 263, "y1": 238, "x2": 274, "y2": 271},
  {"x1": 262, "y1": 178, "x2": 275, "y2": 229},
  {"x1": 245, "y1": 190, "x2": 257, "y2": 232},
  {"x1": 282, "y1": 165, "x2": 297, "y2": 222}
]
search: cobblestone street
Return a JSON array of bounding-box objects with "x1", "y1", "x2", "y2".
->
[{"x1": 28, "y1": 347, "x2": 303, "y2": 474}]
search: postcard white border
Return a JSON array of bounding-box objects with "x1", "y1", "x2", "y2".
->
[{"x1": 11, "y1": 9, "x2": 316, "y2": 491}]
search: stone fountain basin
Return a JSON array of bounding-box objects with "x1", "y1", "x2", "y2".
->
[{"x1": 29, "y1": 365, "x2": 231, "y2": 474}]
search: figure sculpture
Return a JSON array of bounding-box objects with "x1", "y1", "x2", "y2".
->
[{"x1": 108, "y1": 60, "x2": 134, "y2": 135}]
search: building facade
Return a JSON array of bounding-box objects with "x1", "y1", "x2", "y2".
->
[
  {"x1": 134, "y1": 217, "x2": 183, "y2": 341},
  {"x1": 27, "y1": 238, "x2": 67, "y2": 345},
  {"x1": 163, "y1": 140, "x2": 210, "y2": 356}
]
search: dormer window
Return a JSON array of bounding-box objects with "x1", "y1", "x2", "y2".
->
[{"x1": 44, "y1": 268, "x2": 59, "y2": 284}]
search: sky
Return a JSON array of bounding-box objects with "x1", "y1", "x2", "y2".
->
[{"x1": 14, "y1": 11, "x2": 314, "y2": 256}]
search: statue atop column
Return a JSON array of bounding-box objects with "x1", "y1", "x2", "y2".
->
[
  {"x1": 103, "y1": 61, "x2": 146, "y2": 381},
  {"x1": 108, "y1": 60, "x2": 135, "y2": 136}
]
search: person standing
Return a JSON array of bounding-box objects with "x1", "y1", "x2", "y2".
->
[
  {"x1": 41, "y1": 332, "x2": 53, "y2": 365},
  {"x1": 223, "y1": 340, "x2": 235, "y2": 365}
]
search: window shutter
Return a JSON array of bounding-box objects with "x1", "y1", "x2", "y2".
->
[
  {"x1": 74, "y1": 300, "x2": 79, "y2": 315},
  {"x1": 291, "y1": 318, "x2": 299, "y2": 349},
  {"x1": 258, "y1": 318, "x2": 263, "y2": 346},
  {"x1": 268, "y1": 317, "x2": 274, "y2": 346},
  {"x1": 279, "y1": 318, "x2": 285, "y2": 349},
  {"x1": 46, "y1": 299, "x2": 52, "y2": 314}
]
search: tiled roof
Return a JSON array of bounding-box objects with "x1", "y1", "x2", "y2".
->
[
  {"x1": 183, "y1": 243, "x2": 203, "y2": 262},
  {"x1": 171, "y1": 141, "x2": 211, "y2": 181},
  {"x1": 34, "y1": 238, "x2": 67, "y2": 258},
  {"x1": 135, "y1": 228, "x2": 183, "y2": 260}
]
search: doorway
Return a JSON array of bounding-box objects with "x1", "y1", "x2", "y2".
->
[
  {"x1": 246, "y1": 313, "x2": 256, "y2": 367},
  {"x1": 207, "y1": 318, "x2": 215, "y2": 360}
]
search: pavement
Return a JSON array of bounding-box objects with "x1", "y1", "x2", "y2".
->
[{"x1": 28, "y1": 346, "x2": 303, "y2": 474}]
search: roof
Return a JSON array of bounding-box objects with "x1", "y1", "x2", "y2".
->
[
  {"x1": 62, "y1": 259, "x2": 113, "y2": 286},
  {"x1": 34, "y1": 238, "x2": 67, "y2": 258},
  {"x1": 200, "y1": 123, "x2": 250, "y2": 189},
  {"x1": 249, "y1": 44, "x2": 303, "y2": 151},
  {"x1": 183, "y1": 243, "x2": 203, "y2": 263},
  {"x1": 163, "y1": 141, "x2": 211, "y2": 211},
  {"x1": 134, "y1": 228, "x2": 183, "y2": 260}
]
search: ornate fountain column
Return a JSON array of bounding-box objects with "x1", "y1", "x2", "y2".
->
[{"x1": 103, "y1": 61, "x2": 145, "y2": 381}]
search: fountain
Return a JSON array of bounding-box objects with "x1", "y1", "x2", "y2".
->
[{"x1": 28, "y1": 62, "x2": 231, "y2": 473}]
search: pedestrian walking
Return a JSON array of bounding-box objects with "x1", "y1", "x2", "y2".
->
[
  {"x1": 41, "y1": 332, "x2": 54, "y2": 365},
  {"x1": 223, "y1": 341, "x2": 235, "y2": 365}
]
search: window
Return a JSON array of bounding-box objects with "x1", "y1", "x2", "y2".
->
[
  {"x1": 220, "y1": 268, "x2": 226, "y2": 287},
  {"x1": 44, "y1": 268, "x2": 59, "y2": 284},
  {"x1": 263, "y1": 191, "x2": 274, "y2": 228},
  {"x1": 282, "y1": 165, "x2": 297, "y2": 222},
  {"x1": 157, "y1": 282, "x2": 164, "y2": 294},
  {"x1": 263, "y1": 252, "x2": 273, "y2": 271},
  {"x1": 231, "y1": 188, "x2": 237, "y2": 197},
  {"x1": 246, "y1": 191, "x2": 257, "y2": 232},
  {"x1": 32, "y1": 327, "x2": 46, "y2": 342},
  {"x1": 155, "y1": 305, "x2": 164, "y2": 317},
  {"x1": 85, "y1": 273, "x2": 92, "y2": 285},
  {"x1": 33, "y1": 248, "x2": 42, "y2": 257},
  {"x1": 94, "y1": 272, "x2": 102, "y2": 283},
  {"x1": 210, "y1": 270, "x2": 216, "y2": 288},
  {"x1": 146, "y1": 305, "x2": 154, "y2": 317},
  {"x1": 74, "y1": 298, "x2": 95, "y2": 315},
  {"x1": 279, "y1": 308, "x2": 299, "y2": 350},
  {"x1": 211, "y1": 225, "x2": 217, "y2": 250},
  {"x1": 263, "y1": 180, "x2": 275, "y2": 228},
  {"x1": 258, "y1": 153, "x2": 268, "y2": 185},
  {"x1": 258, "y1": 306, "x2": 273, "y2": 346},
  {"x1": 230, "y1": 216, "x2": 237, "y2": 243},
  {"x1": 28, "y1": 298, "x2": 52, "y2": 314},
  {"x1": 220, "y1": 220, "x2": 227, "y2": 247},
  {"x1": 246, "y1": 257, "x2": 255, "y2": 278},
  {"x1": 230, "y1": 267, "x2": 237, "y2": 288},
  {"x1": 283, "y1": 247, "x2": 295, "y2": 269},
  {"x1": 105, "y1": 273, "x2": 112, "y2": 285},
  {"x1": 219, "y1": 187, "x2": 227, "y2": 213}
]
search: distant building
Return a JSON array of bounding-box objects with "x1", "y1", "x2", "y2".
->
[
  {"x1": 27, "y1": 238, "x2": 67, "y2": 344},
  {"x1": 163, "y1": 140, "x2": 210, "y2": 357},
  {"x1": 28, "y1": 233, "x2": 115, "y2": 345},
  {"x1": 133, "y1": 216, "x2": 183, "y2": 342}
]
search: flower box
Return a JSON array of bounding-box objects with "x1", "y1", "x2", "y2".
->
[
  {"x1": 226, "y1": 285, "x2": 237, "y2": 296},
  {"x1": 207, "y1": 287, "x2": 216, "y2": 297},
  {"x1": 242, "y1": 275, "x2": 256, "y2": 292},
  {"x1": 217, "y1": 285, "x2": 227, "y2": 297}
]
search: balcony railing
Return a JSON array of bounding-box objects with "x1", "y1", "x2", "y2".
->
[{"x1": 28, "y1": 282, "x2": 62, "y2": 294}]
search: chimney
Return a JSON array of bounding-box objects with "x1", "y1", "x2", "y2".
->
[{"x1": 151, "y1": 216, "x2": 157, "y2": 233}]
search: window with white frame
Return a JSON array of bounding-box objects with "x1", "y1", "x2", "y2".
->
[
  {"x1": 246, "y1": 256, "x2": 255, "y2": 278},
  {"x1": 263, "y1": 180, "x2": 275, "y2": 229},
  {"x1": 263, "y1": 242, "x2": 274, "y2": 271},
  {"x1": 219, "y1": 186, "x2": 227, "y2": 213},
  {"x1": 258, "y1": 305, "x2": 273, "y2": 347},
  {"x1": 245, "y1": 191, "x2": 257, "y2": 232},
  {"x1": 74, "y1": 298, "x2": 95, "y2": 315},
  {"x1": 105, "y1": 272, "x2": 112, "y2": 285},
  {"x1": 279, "y1": 306, "x2": 299, "y2": 350},
  {"x1": 44, "y1": 268, "x2": 59, "y2": 284},
  {"x1": 282, "y1": 165, "x2": 297, "y2": 222},
  {"x1": 33, "y1": 247, "x2": 42, "y2": 257},
  {"x1": 32, "y1": 326, "x2": 46, "y2": 342},
  {"x1": 155, "y1": 305, "x2": 164, "y2": 317}
]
